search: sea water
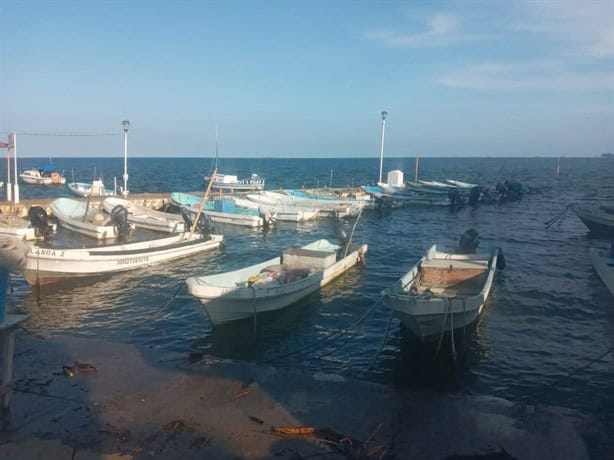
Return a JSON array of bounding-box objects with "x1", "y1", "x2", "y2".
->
[{"x1": 2, "y1": 156, "x2": 613, "y2": 419}]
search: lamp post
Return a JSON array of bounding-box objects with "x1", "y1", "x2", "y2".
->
[
  {"x1": 122, "y1": 120, "x2": 130, "y2": 196},
  {"x1": 378, "y1": 111, "x2": 387, "y2": 184}
]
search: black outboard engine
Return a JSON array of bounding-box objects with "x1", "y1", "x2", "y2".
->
[
  {"x1": 110, "y1": 205, "x2": 132, "y2": 240},
  {"x1": 468, "y1": 186, "x2": 482, "y2": 206},
  {"x1": 335, "y1": 223, "x2": 350, "y2": 254},
  {"x1": 458, "y1": 229, "x2": 480, "y2": 254},
  {"x1": 448, "y1": 188, "x2": 464, "y2": 210},
  {"x1": 28, "y1": 205, "x2": 54, "y2": 240},
  {"x1": 496, "y1": 182, "x2": 508, "y2": 201},
  {"x1": 180, "y1": 208, "x2": 213, "y2": 237}
]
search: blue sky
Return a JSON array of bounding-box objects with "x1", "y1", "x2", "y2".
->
[{"x1": 0, "y1": 0, "x2": 612, "y2": 157}]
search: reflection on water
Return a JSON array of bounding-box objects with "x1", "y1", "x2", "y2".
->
[{"x1": 6, "y1": 157, "x2": 614, "y2": 418}]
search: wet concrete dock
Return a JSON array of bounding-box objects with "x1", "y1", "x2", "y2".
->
[{"x1": 0, "y1": 332, "x2": 610, "y2": 459}]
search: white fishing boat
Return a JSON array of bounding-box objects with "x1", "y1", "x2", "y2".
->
[
  {"x1": 21, "y1": 232, "x2": 224, "y2": 286},
  {"x1": 205, "y1": 173, "x2": 265, "y2": 191},
  {"x1": 246, "y1": 191, "x2": 362, "y2": 218},
  {"x1": 186, "y1": 239, "x2": 368, "y2": 326},
  {"x1": 20, "y1": 169, "x2": 53, "y2": 185},
  {"x1": 233, "y1": 197, "x2": 319, "y2": 222},
  {"x1": 572, "y1": 204, "x2": 614, "y2": 235},
  {"x1": 382, "y1": 243, "x2": 502, "y2": 342},
  {"x1": 405, "y1": 180, "x2": 451, "y2": 195},
  {"x1": 20, "y1": 164, "x2": 66, "y2": 185},
  {"x1": 445, "y1": 179, "x2": 478, "y2": 189},
  {"x1": 171, "y1": 192, "x2": 274, "y2": 228},
  {"x1": 102, "y1": 197, "x2": 185, "y2": 233},
  {"x1": 67, "y1": 179, "x2": 114, "y2": 197},
  {"x1": 51, "y1": 197, "x2": 134, "y2": 240},
  {"x1": 590, "y1": 248, "x2": 614, "y2": 297}
]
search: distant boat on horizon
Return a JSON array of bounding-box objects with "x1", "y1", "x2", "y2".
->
[{"x1": 601, "y1": 153, "x2": 614, "y2": 158}]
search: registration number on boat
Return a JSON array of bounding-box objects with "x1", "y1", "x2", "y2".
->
[
  {"x1": 117, "y1": 256, "x2": 149, "y2": 265},
  {"x1": 31, "y1": 248, "x2": 64, "y2": 257}
]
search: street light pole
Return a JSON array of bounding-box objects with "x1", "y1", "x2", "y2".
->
[
  {"x1": 122, "y1": 120, "x2": 130, "y2": 196},
  {"x1": 378, "y1": 111, "x2": 387, "y2": 184}
]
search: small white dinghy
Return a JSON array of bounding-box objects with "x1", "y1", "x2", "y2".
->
[
  {"x1": 103, "y1": 197, "x2": 185, "y2": 233},
  {"x1": 67, "y1": 179, "x2": 114, "y2": 197},
  {"x1": 22, "y1": 232, "x2": 224, "y2": 286},
  {"x1": 590, "y1": 247, "x2": 614, "y2": 297},
  {"x1": 51, "y1": 197, "x2": 134, "y2": 240},
  {"x1": 186, "y1": 239, "x2": 368, "y2": 326},
  {"x1": 233, "y1": 197, "x2": 319, "y2": 222},
  {"x1": 382, "y1": 237, "x2": 502, "y2": 342}
]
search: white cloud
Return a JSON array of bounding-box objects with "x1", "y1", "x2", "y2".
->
[
  {"x1": 438, "y1": 61, "x2": 614, "y2": 91},
  {"x1": 365, "y1": 13, "x2": 492, "y2": 47},
  {"x1": 516, "y1": 0, "x2": 614, "y2": 58}
]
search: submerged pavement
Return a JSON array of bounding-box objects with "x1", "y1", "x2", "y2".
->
[{"x1": 0, "y1": 333, "x2": 611, "y2": 459}]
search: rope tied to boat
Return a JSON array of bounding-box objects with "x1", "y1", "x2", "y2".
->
[{"x1": 544, "y1": 203, "x2": 572, "y2": 229}]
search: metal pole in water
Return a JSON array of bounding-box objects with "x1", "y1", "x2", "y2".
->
[
  {"x1": 122, "y1": 120, "x2": 130, "y2": 196},
  {"x1": 378, "y1": 111, "x2": 387, "y2": 184},
  {"x1": 4, "y1": 138, "x2": 11, "y2": 202},
  {"x1": 12, "y1": 133, "x2": 19, "y2": 204}
]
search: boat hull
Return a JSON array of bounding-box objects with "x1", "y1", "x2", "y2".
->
[
  {"x1": 383, "y1": 246, "x2": 499, "y2": 342},
  {"x1": 22, "y1": 233, "x2": 223, "y2": 286},
  {"x1": 590, "y1": 248, "x2": 614, "y2": 296},
  {"x1": 103, "y1": 198, "x2": 185, "y2": 233},
  {"x1": 187, "y1": 242, "x2": 368, "y2": 326},
  {"x1": 573, "y1": 206, "x2": 614, "y2": 236}
]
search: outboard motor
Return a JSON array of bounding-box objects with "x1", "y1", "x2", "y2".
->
[
  {"x1": 258, "y1": 207, "x2": 276, "y2": 230},
  {"x1": 335, "y1": 223, "x2": 350, "y2": 255},
  {"x1": 180, "y1": 208, "x2": 213, "y2": 237},
  {"x1": 110, "y1": 205, "x2": 132, "y2": 240},
  {"x1": 468, "y1": 186, "x2": 482, "y2": 206},
  {"x1": 448, "y1": 188, "x2": 464, "y2": 210},
  {"x1": 496, "y1": 182, "x2": 508, "y2": 201},
  {"x1": 28, "y1": 206, "x2": 54, "y2": 240},
  {"x1": 458, "y1": 229, "x2": 480, "y2": 254}
]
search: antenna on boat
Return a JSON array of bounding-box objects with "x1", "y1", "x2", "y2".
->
[{"x1": 378, "y1": 111, "x2": 387, "y2": 184}]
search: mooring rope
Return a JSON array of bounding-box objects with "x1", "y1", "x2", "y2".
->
[
  {"x1": 544, "y1": 204, "x2": 571, "y2": 229},
  {"x1": 433, "y1": 299, "x2": 450, "y2": 360},
  {"x1": 261, "y1": 295, "x2": 383, "y2": 364},
  {"x1": 547, "y1": 345, "x2": 614, "y2": 388},
  {"x1": 367, "y1": 305, "x2": 395, "y2": 371}
]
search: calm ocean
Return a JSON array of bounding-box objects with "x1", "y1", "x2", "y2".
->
[{"x1": 3, "y1": 156, "x2": 614, "y2": 418}]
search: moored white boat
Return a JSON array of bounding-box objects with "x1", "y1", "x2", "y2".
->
[
  {"x1": 20, "y1": 164, "x2": 66, "y2": 185},
  {"x1": 205, "y1": 173, "x2": 265, "y2": 191},
  {"x1": 186, "y1": 239, "x2": 368, "y2": 326},
  {"x1": 445, "y1": 179, "x2": 478, "y2": 189},
  {"x1": 233, "y1": 197, "x2": 319, "y2": 222},
  {"x1": 247, "y1": 191, "x2": 362, "y2": 218},
  {"x1": 171, "y1": 192, "x2": 273, "y2": 228},
  {"x1": 382, "y1": 244, "x2": 501, "y2": 342},
  {"x1": 51, "y1": 197, "x2": 134, "y2": 240},
  {"x1": 67, "y1": 179, "x2": 114, "y2": 197},
  {"x1": 21, "y1": 232, "x2": 224, "y2": 286},
  {"x1": 102, "y1": 197, "x2": 185, "y2": 233},
  {"x1": 590, "y1": 248, "x2": 614, "y2": 297},
  {"x1": 572, "y1": 204, "x2": 614, "y2": 236}
]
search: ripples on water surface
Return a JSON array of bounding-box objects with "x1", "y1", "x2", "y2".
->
[{"x1": 3, "y1": 157, "x2": 614, "y2": 417}]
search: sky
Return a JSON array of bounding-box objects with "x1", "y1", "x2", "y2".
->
[{"x1": 0, "y1": 0, "x2": 612, "y2": 158}]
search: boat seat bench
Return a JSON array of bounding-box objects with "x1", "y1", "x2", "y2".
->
[{"x1": 420, "y1": 258, "x2": 488, "y2": 288}]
